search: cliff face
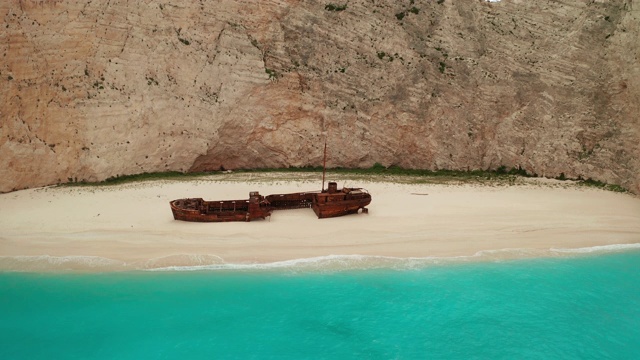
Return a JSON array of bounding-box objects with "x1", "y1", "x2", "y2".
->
[{"x1": 2, "y1": 0, "x2": 639, "y2": 193}]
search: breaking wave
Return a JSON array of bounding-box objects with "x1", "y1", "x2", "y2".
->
[
  {"x1": 2, "y1": 243, "x2": 639, "y2": 272},
  {"x1": 550, "y1": 243, "x2": 640, "y2": 254}
]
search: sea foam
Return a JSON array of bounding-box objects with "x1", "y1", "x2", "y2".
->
[
  {"x1": 2, "y1": 243, "x2": 639, "y2": 272},
  {"x1": 550, "y1": 242, "x2": 640, "y2": 253},
  {"x1": 147, "y1": 243, "x2": 640, "y2": 272}
]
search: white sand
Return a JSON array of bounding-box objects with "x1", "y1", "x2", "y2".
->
[{"x1": 1, "y1": 175, "x2": 639, "y2": 271}]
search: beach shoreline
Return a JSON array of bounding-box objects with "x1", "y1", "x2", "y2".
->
[{"x1": 1, "y1": 174, "x2": 639, "y2": 272}]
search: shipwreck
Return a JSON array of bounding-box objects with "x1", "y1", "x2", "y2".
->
[{"x1": 169, "y1": 144, "x2": 371, "y2": 222}]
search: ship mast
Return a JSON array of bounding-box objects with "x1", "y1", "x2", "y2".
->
[{"x1": 321, "y1": 141, "x2": 327, "y2": 192}]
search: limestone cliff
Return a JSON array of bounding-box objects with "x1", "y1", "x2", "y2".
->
[{"x1": 2, "y1": 0, "x2": 639, "y2": 193}]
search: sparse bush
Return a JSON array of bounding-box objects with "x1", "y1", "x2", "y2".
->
[
  {"x1": 146, "y1": 76, "x2": 159, "y2": 86},
  {"x1": 59, "y1": 166, "x2": 627, "y2": 193},
  {"x1": 580, "y1": 178, "x2": 626, "y2": 192},
  {"x1": 325, "y1": 3, "x2": 347, "y2": 11},
  {"x1": 265, "y1": 68, "x2": 278, "y2": 79},
  {"x1": 371, "y1": 163, "x2": 386, "y2": 171},
  {"x1": 508, "y1": 167, "x2": 530, "y2": 177}
]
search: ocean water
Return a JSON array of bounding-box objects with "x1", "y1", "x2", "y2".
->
[{"x1": 1, "y1": 250, "x2": 639, "y2": 359}]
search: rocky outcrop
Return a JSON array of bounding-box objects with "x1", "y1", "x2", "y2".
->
[{"x1": 2, "y1": 0, "x2": 639, "y2": 193}]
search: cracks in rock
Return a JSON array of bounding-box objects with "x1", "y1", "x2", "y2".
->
[
  {"x1": 247, "y1": 32, "x2": 261, "y2": 53},
  {"x1": 243, "y1": 27, "x2": 277, "y2": 82},
  {"x1": 209, "y1": 24, "x2": 226, "y2": 64},
  {"x1": 120, "y1": 29, "x2": 131, "y2": 54},
  {"x1": 194, "y1": 25, "x2": 226, "y2": 102}
]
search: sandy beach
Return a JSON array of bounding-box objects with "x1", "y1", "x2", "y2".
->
[{"x1": 1, "y1": 173, "x2": 639, "y2": 271}]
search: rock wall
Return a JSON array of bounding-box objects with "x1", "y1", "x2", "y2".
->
[{"x1": 1, "y1": 0, "x2": 639, "y2": 193}]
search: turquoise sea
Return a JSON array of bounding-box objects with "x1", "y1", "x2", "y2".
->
[{"x1": 1, "y1": 250, "x2": 639, "y2": 359}]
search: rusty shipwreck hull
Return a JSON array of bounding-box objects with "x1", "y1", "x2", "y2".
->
[
  {"x1": 265, "y1": 192, "x2": 315, "y2": 210},
  {"x1": 312, "y1": 188, "x2": 371, "y2": 219},
  {"x1": 170, "y1": 192, "x2": 272, "y2": 222},
  {"x1": 169, "y1": 182, "x2": 371, "y2": 222},
  {"x1": 170, "y1": 141, "x2": 371, "y2": 222},
  {"x1": 264, "y1": 183, "x2": 371, "y2": 219}
]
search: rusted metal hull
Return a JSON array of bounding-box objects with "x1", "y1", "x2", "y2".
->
[
  {"x1": 170, "y1": 193, "x2": 272, "y2": 222},
  {"x1": 265, "y1": 189, "x2": 371, "y2": 219},
  {"x1": 264, "y1": 192, "x2": 314, "y2": 210},
  {"x1": 310, "y1": 181, "x2": 371, "y2": 219},
  {"x1": 171, "y1": 141, "x2": 372, "y2": 222},
  {"x1": 169, "y1": 183, "x2": 371, "y2": 222},
  {"x1": 312, "y1": 193, "x2": 371, "y2": 219}
]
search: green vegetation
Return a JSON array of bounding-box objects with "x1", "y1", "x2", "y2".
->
[
  {"x1": 331, "y1": 164, "x2": 527, "y2": 181},
  {"x1": 178, "y1": 37, "x2": 190, "y2": 45},
  {"x1": 62, "y1": 171, "x2": 212, "y2": 187},
  {"x1": 62, "y1": 167, "x2": 506, "y2": 188},
  {"x1": 438, "y1": 61, "x2": 446, "y2": 73},
  {"x1": 495, "y1": 165, "x2": 531, "y2": 177},
  {"x1": 376, "y1": 51, "x2": 393, "y2": 62},
  {"x1": 578, "y1": 178, "x2": 626, "y2": 193},
  {"x1": 265, "y1": 68, "x2": 278, "y2": 79},
  {"x1": 146, "y1": 76, "x2": 159, "y2": 86},
  {"x1": 396, "y1": 6, "x2": 419, "y2": 20},
  {"x1": 59, "y1": 165, "x2": 627, "y2": 193},
  {"x1": 325, "y1": 4, "x2": 347, "y2": 11}
]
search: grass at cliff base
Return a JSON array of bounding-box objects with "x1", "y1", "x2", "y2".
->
[{"x1": 59, "y1": 166, "x2": 627, "y2": 193}]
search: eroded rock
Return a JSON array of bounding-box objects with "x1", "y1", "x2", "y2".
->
[{"x1": 1, "y1": 0, "x2": 639, "y2": 193}]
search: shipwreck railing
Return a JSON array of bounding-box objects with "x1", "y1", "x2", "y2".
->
[{"x1": 265, "y1": 192, "x2": 315, "y2": 210}]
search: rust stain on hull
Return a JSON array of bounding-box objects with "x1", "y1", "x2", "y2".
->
[
  {"x1": 171, "y1": 142, "x2": 371, "y2": 222},
  {"x1": 170, "y1": 182, "x2": 371, "y2": 222},
  {"x1": 170, "y1": 191, "x2": 272, "y2": 222}
]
